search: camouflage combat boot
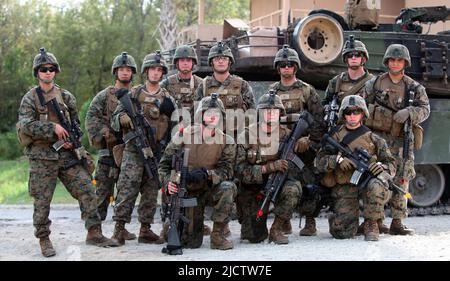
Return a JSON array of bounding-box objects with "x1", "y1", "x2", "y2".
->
[
  {"x1": 389, "y1": 219, "x2": 415, "y2": 235},
  {"x1": 364, "y1": 219, "x2": 379, "y2": 241},
  {"x1": 111, "y1": 221, "x2": 126, "y2": 246},
  {"x1": 210, "y1": 222, "x2": 233, "y2": 250},
  {"x1": 203, "y1": 224, "x2": 212, "y2": 236},
  {"x1": 299, "y1": 217, "x2": 317, "y2": 236},
  {"x1": 39, "y1": 237, "x2": 56, "y2": 257},
  {"x1": 138, "y1": 223, "x2": 164, "y2": 244},
  {"x1": 86, "y1": 225, "x2": 120, "y2": 247},
  {"x1": 282, "y1": 220, "x2": 292, "y2": 235},
  {"x1": 269, "y1": 217, "x2": 289, "y2": 244}
]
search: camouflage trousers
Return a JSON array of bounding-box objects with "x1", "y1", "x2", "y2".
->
[
  {"x1": 297, "y1": 163, "x2": 322, "y2": 217},
  {"x1": 28, "y1": 151, "x2": 101, "y2": 238},
  {"x1": 237, "y1": 179, "x2": 301, "y2": 243},
  {"x1": 390, "y1": 148, "x2": 415, "y2": 219},
  {"x1": 377, "y1": 133, "x2": 416, "y2": 219},
  {"x1": 94, "y1": 155, "x2": 120, "y2": 220},
  {"x1": 329, "y1": 178, "x2": 389, "y2": 239},
  {"x1": 112, "y1": 146, "x2": 158, "y2": 224},
  {"x1": 180, "y1": 181, "x2": 236, "y2": 248}
]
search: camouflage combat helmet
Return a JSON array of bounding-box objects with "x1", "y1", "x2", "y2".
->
[
  {"x1": 194, "y1": 93, "x2": 226, "y2": 121},
  {"x1": 341, "y1": 35, "x2": 369, "y2": 63},
  {"x1": 338, "y1": 95, "x2": 370, "y2": 119},
  {"x1": 111, "y1": 52, "x2": 137, "y2": 75},
  {"x1": 257, "y1": 90, "x2": 286, "y2": 116},
  {"x1": 273, "y1": 45, "x2": 301, "y2": 69},
  {"x1": 383, "y1": 44, "x2": 411, "y2": 68},
  {"x1": 33, "y1": 47, "x2": 60, "y2": 77},
  {"x1": 141, "y1": 51, "x2": 168, "y2": 75},
  {"x1": 208, "y1": 42, "x2": 235, "y2": 65},
  {"x1": 173, "y1": 45, "x2": 198, "y2": 65}
]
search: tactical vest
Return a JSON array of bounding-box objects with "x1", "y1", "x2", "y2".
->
[
  {"x1": 132, "y1": 86, "x2": 171, "y2": 141},
  {"x1": 167, "y1": 74, "x2": 201, "y2": 109},
  {"x1": 245, "y1": 124, "x2": 290, "y2": 165},
  {"x1": 182, "y1": 126, "x2": 227, "y2": 192},
  {"x1": 332, "y1": 125, "x2": 376, "y2": 185},
  {"x1": 365, "y1": 73, "x2": 418, "y2": 137},
  {"x1": 334, "y1": 72, "x2": 373, "y2": 103},
  {"x1": 272, "y1": 82, "x2": 310, "y2": 114},
  {"x1": 203, "y1": 75, "x2": 245, "y2": 110}
]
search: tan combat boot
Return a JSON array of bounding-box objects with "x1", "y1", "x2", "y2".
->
[
  {"x1": 269, "y1": 217, "x2": 289, "y2": 244},
  {"x1": 123, "y1": 226, "x2": 137, "y2": 240},
  {"x1": 86, "y1": 225, "x2": 119, "y2": 247},
  {"x1": 111, "y1": 221, "x2": 126, "y2": 246},
  {"x1": 356, "y1": 221, "x2": 365, "y2": 236},
  {"x1": 203, "y1": 224, "x2": 212, "y2": 236},
  {"x1": 282, "y1": 220, "x2": 292, "y2": 235},
  {"x1": 210, "y1": 222, "x2": 233, "y2": 250},
  {"x1": 377, "y1": 219, "x2": 390, "y2": 234},
  {"x1": 389, "y1": 219, "x2": 415, "y2": 235},
  {"x1": 39, "y1": 237, "x2": 56, "y2": 257},
  {"x1": 138, "y1": 224, "x2": 164, "y2": 244},
  {"x1": 222, "y1": 223, "x2": 231, "y2": 237},
  {"x1": 364, "y1": 219, "x2": 379, "y2": 241},
  {"x1": 299, "y1": 217, "x2": 317, "y2": 236}
]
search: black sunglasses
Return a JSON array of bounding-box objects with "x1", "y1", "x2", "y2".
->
[
  {"x1": 344, "y1": 108, "x2": 363, "y2": 116},
  {"x1": 39, "y1": 66, "x2": 57, "y2": 73},
  {"x1": 278, "y1": 62, "x2": 294, "y2": 68},
  {"x1": 346, "y1": 52, "x2": 363, "y2": 58}
]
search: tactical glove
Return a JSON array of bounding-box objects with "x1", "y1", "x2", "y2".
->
[
  {"x1": 295, "y1": 136, "x2": 311, "y2": 153},
  {"x1": 339, "y1": 157, "x2": 356, "y2": 171},
  {"x1": 393, "y1": 108, "x2": 410, "y2": 123},
  {"x1": 119, "y1": 114, "x2": 134, "y2": 129},
  {"x1": 159, "y1": 97, "x2": 176, "y2": 118},
  {"x1": 263, "y1": 159, "x2": 289, "y2": 174},
  {"x1": 186, "y1": 168, "x2": 209, "y2": 184},
  {"x1": 369, "y1": 162, "x2": 384, "y2": 176}
]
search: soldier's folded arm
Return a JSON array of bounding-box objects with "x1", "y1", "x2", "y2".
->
[
  {"x1": 307, "y1": 89, "x2": 327, "y2": 143},
  {"x1": 110, "y1": 103, "x2": 126, "y2": 132},
  {"x1": 371, "y1": 133, "x2": 397, "y2": 177},
  {"x1": 241, "y1": 81, "x2": 255, "y2": 109},
  {"x1": 315, "y1": 148, "x2": 339, "y2": 173},
  {"x1": 194, "y1": 83, "x2": 204, "y2": 101}
]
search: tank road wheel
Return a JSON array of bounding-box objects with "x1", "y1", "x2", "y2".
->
[
  {"x1": 292, "y1": 13, "x2": 344, "y2": 65},
  {"x1": 409, "y1": 164, "x2": 445, "y2": 207}
]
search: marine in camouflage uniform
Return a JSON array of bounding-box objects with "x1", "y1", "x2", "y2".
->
[
  {"x1": 315, "y1": 95, "x2": 396, "y2": 241},
  {"x1": 364, "y1": 44, "x2": 430, "y2": 235},
  {"x1": 110, "y1": 51, "x2": 177, "y2": 245},
  {"x1": 235, "y1": 93, "x2": 302, "y2": 244},
  {"x1": 323, "y1": 36, "x2": 373, "y2": 106},
  {"x1": 159, "y1": 45, "x2": 212, "y2": 236},
  {"x1": 17, "y1": 48, "x2": 117, "y2": 257},
  {"x1": 268, "y1": 45, "x2": 326, "y2": 236},
  {"x1": 194, "y1": 42, "x2": 255, "y2": 139},
  {"x1": 158, "y1": 95, "x2": 237, "y2": 250},
  {"x1": 160, "y1": 45, "x2": 203, "y2": 117},
  {"x1": 85, "y1": 52, "x2": 138, "y2": 241}
]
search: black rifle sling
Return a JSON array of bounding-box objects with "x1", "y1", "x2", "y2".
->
[{"x1": 341, "y1": 125, "x2": 370, "y2": 147}]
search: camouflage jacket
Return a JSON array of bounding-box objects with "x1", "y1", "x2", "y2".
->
[
  {"x1": 323, "y1": 69, "x2": 373, "y2": 105},
  {"x1": 160, "y1": 73, "x2": 203, "y2": 109},
  {"x1": 315, "y1": 125, "x2": 396, "y2": 183},
  {"x1": 364, "y1": 73, "x2": 430, "y2": 148},
  {"x1": 158, "y1": 125, "x2": 236, "y2": 189},
  {"x1": 269, "y1": 80, "x2": 326, "y2": 144},
  {"x1": 194, "y1": 74, "x2": 255, "y2": 110},
  {"x1": 85, "y1": 86, "x2": 123, "y2": 151},
  {"x1": 17, "y1": 85, "x2": 79, "y2": 160},
  {"x1": 235, "y1": 125, "x2": 300, "y2": 186}
]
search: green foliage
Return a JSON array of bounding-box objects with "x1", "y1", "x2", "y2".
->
[
  {"x1": 0, "y1": 131, "x2": 24, "y2": 160},
  {"x1": 0, "y1": 0, "x2": 250, "y2": 136}
]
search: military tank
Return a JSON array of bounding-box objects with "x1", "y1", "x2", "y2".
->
[{"x1": 162, "y1": 6, "x2": 450, "y2": 214}]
